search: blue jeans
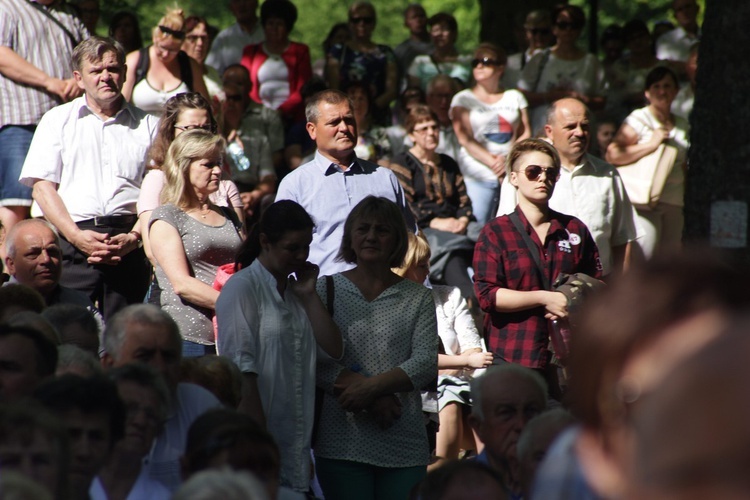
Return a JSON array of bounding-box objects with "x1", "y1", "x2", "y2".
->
[
  {"x1": 463, "y1": 178, "x2": 500, "y2": 225},
  {"x1": 182, "y1": 340, "x2": 216, "y2": 358},
  {"x1": 0, "y1": 125, "x2": 35, "y2": 206}
]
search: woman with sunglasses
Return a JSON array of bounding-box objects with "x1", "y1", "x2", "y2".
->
[
  {"x1": 473, "y1": 138, "x2": 601, "y2": 397},
  {"x1": 138, "y1": 93, "x2": 244, "y2": 265},
  {"x1": 518, "y1": 4, "x2": 606, "y2": 134},
  {"x1": 122, "y1": 7, "x2": 209, "y2": 116},
  {"x1": 325, "y1": 1, "x2": 397, "y2": 126},
  {"x1": 450, "y1": 43, "x2": 531, "y2": 224},
  {"x1": 407, "y1": 12, "x2": 472, "y2": 91}
]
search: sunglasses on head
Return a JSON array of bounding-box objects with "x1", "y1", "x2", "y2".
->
[
  {"x1": 158, "y1": 25, "x2": 185, "y2": 40},
  {"x1": 350, "y1": 16, "x2": 375, "y2": 25},
  {"x1": 555, "y1": 21, "x2": 583, "y2": 31},
  {"x1": 518, "y1": 165, "x2": 561, "y2": 182},
  {"x1": 471, "y1": 57, "x2": 501, "y2": 68}
]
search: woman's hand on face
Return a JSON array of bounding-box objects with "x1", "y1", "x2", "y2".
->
[
  {"x1": 288, "y1": 262, "x2": 320, "y2": 297},
  {"x1": 335, "y1": 377, "x2": 380, "y2": 412}
]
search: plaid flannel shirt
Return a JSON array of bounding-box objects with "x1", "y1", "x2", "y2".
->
[{"x1": 473, "y1": 207, "x2": 602, "y2": 368}]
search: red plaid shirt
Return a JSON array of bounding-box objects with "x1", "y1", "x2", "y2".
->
[{"x1": 473, "y1": 207, "x2": 602, "y2": 368}]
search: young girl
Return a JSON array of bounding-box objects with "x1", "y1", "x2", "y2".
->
[{"x1": 473, "y1": 138, "x2": 602, "y2": 398}]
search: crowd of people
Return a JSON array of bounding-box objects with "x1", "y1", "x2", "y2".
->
[{"x1": 0, "y1": 0, "x2": 719, "y2": 499}]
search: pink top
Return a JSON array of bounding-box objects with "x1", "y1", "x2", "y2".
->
[{"x1": 137, "y1": 169, "x2": 243, "y2": 215}]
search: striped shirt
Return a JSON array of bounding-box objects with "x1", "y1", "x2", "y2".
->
[{"x1": 0, "y1": 0, "x2": 88, "y2": 127}]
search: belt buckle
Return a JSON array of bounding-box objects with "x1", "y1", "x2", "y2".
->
[{"x1": 93, "y1": 216, "x2": 106, "y2": 227}]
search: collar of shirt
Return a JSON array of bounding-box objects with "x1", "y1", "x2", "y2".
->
[
  {"x1": 513, "y1": 205, "x2": 567, "y2": 247},
  {"x1": 312, "y1": 150, "x2": 376, "y2": 176},
  {"x1": 77, "y1": 94, "x2": 137, "y2": 123}
]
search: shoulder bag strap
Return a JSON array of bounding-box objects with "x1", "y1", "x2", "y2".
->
[
  {"x1": 509, "y1": 211, "x2": 551, "y2": 290},
  {"x1": 532, "y1": 48, "x2": 552, "y2": 93},
  {"x1": 430, "y1": 55, "x2": 443, "y2": 74},
  {"x1": 135, "y1": 47, "x2": 150, "y2": 85},
  {"x1": 177, "y1": 51, "x2": 194, "y2": 91},
  {"x1": 325, "y1": 275, "x2": 335, "y2": 316},
  {"x1": 25, "y1": 0, "x2": 79, "y2": 48}
]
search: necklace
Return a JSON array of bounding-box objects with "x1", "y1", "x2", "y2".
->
[{"x1": 190, "y1": 201, "x2": 212, "y2": 219}]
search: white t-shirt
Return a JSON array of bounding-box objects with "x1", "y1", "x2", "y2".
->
[
  {"x1": 257, "y1": 48, "x2": 290, "y2": 110},
  {"x1": 450, "y1": 88, "x2": 528, "y2": 182}
]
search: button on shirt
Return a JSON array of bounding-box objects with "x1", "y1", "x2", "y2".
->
[
  {"x1": 498, "y1": 153, "x2": 641, "y2": 275},
  {"x1": 275, "y1": 151, "x2": 416, "y2": 276},
  {"x1": 19, "y1": 96, "x2": 158, "y2": 221},
  {"x1": 473, "y1": 207, "x2": 602, "y2": 368}
]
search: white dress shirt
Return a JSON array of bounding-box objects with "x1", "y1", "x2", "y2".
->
[{"x1": 19, "y1": 96, "x2": 158, "y2": 221}]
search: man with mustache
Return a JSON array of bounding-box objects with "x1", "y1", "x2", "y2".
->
[
  {"x1": 498, "y1": 98, "x2": 640, "y2": 276},
  {"x1": 19, "y1": 36, "x2": 158, "y2": 320},
  {"x1": 276, "y1": 89, "x2": 414, "y2": 276}
]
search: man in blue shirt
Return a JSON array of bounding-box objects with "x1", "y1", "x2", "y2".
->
[{"x1": 276, "y1": 89, "x2": 414, "y2": 276}]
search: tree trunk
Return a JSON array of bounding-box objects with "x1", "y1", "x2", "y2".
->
[{"x1": 683, "y1": 0, "x2": 750, "y2": 262}]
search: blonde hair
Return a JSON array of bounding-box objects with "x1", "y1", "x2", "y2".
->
[
  {"x1": 393, "y1": 231, "x2": 431, "y2": 277},
  {"x1": 152, "y1": 6, "x2": 185, "y2": 43},
  {"x1": 161, "y1": 129, "x2": 226, "y2": 209}
]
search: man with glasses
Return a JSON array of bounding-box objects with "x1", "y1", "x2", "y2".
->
[
  {"x1": 503, "y1": 9, "x2": 555, "y2": 89},
  {"x1": 19, "y1": 36, "x2": 158, "y2": 321},
  {"x1": 497, "y1": 98, "x2": 640, "y2": 277}
]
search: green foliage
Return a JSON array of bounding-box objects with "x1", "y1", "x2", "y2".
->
[{"x1": 97, "y1": 0, "x2": 704, "y2": 59}]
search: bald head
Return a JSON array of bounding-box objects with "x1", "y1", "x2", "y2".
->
[
  {"x1": 544, "y1": 98, "x2": 591, "y2": 168},
  {"x1": 4, "y1": 220, "x2": 62, "y2": 297}
]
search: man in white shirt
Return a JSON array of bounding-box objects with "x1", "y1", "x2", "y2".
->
[
  {"x1": 498, "y1": 98, "x2": 640, "y2": 276},
  {"x1": 656, "y1": 0, "x2": 700, "y2": 70},
  {"x1": 19, "y1": 36, "x2": 158, "y2": 321},
  {"x1": 206, "y1": 0, "x2": 264, "y2": 75}
]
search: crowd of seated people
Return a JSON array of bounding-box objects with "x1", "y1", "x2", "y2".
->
[{"x1": 0, "y1": 0, "x2": 712, "y2": 498}]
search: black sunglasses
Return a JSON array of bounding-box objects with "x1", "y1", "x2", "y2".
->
[
  {"x1": 350, "y1": 16, "x2": 375, "y2": 25},
  {"x1": 555, "y1": 21, "x2": 583, "y2": 31},
  {"x1": 518, "y1": 165, "x2": 561, "y2": 182},
  {"x1": 471, "y1": 57, "x2": 501, "y2": 68}
]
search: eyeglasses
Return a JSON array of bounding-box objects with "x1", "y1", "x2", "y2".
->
[
  {"x1": 174, "y1": 124, "x2": 214, "y2": 132},
  {"x1": 185, "y1": 34, "x2": 209, "y2": 43},
  {"x1": 527, "y1": 27, "x2": 551, "y2": 36},
  {"x1": 471, "y1": 57, "x2": 501, "y2": 68},
  {"x1": 350, "y1": 16, "x2": 375, "y2": 25},
  {"x1": 517, "y1": 165, "x2": 561, "y2": 182},
  {"x1": 555, "y1": 21, "x2": 584, "y2": 31}
]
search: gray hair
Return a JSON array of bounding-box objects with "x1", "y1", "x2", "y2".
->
[
  {"x1": 72, "y1": 36, "x2": 125, "y2": 72},
  {"x1": 305, "y1": 89, "x2": 354, "y2": 125},
  {"x1": 103, "y1": 304, "x2": 180, "y2": 359},
  {"x1": 471, "y1": 365, "x2": 548, "y2": 420},
  {"x1": 4, "y1": 219, "x2": 59, "y2": 259},
  {"x1": 173, "y1": 468, "x2": 270, "y2": 500},
  {"x1": 108, "y1": 363, "x2": 171, "y2": 422},
  {"x1": 56, "y1": 344, "x2": 103, "y2": 377}
]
